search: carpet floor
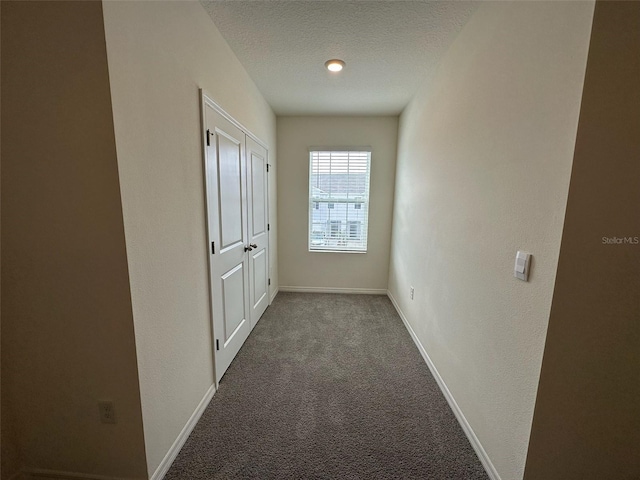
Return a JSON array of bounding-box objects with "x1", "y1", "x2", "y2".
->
[{"x1": 165, "y1": 293, "x2": 489, "y2": 479}]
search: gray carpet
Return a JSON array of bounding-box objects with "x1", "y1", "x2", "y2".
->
[{"x1": 165, "y1": 293, "x2": 489, "y2": 479}]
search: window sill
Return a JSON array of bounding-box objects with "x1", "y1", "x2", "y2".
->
[{"x1": 308, "y1": 249, "x2": 367, "y2": 254}]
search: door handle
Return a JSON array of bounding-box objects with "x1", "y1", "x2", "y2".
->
[
  {"x1": 250, "y1": 243, "x2": 258, "y2": 249},
  {"x1": 244, "y1": 245, "x2": 253, "y2": 252}
]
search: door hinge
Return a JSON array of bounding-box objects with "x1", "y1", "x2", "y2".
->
[
  {"x1": 268, "y1": 278, "x2": 271, "y2": 286},
  {"x1": 206, "y1": 129, "x2": 210, "y2": 146},
  {"x1": 266, "y1": 164, "x2": 270, "y2": 172},
  {"x1": 267, "y1": 223, "x2": 270, "y2": 231},
  {"x1": 216, "y1": 339, "x2": 220, "y2": 351},
  {"x1": 211, "y1": 241, "x2": 215, "y2": 254}
]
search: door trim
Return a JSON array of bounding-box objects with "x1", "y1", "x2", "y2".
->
[
  {"x1": 199, "y1": 89, "x2": 270, "y2": 387},
  {"x1": 200, "y1": 90, "x2": 268, "y2": 150}
]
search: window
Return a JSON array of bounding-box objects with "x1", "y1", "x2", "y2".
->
[
  {"x1": 348, "y1": 221, "x2": 361, "y2": 239},
  {"x1": 308, "y1": 149, "x2": 371, "y2": 252},
  {"x1": 330, "y1": 220, "x2": 342, "y2": 237}
]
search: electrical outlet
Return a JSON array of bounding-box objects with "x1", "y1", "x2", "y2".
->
[
  {"x1": 410, "y1": 286, "x2": 414, "y2": 300},
  {"x1": 98, "y1": 400, "x2": 117, "y2": 424}
]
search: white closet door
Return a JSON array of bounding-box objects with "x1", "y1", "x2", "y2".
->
[
  {"x1": 246, "y1": 137, "x2": 269, "y2": 328},
  {"x1": 204, "y1": 103, "x2": 251, "y2": 383}
]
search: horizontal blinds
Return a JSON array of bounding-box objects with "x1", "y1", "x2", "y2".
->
[{"x1": 309, "y1": 150, "x2": 371, "y2": 252}]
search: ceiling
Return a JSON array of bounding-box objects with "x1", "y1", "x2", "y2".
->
[{"x1": 201, "y1": 1, "x2": 478, "y2": 116}]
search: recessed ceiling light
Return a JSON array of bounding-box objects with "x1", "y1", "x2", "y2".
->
[{"x1": 325, "y1": 59, "x2": 345, "y2": 72}]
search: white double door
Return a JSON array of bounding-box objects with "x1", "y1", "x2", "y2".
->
[{"x1": 203, "y1": 97, "x2": 269, "y2": 383}]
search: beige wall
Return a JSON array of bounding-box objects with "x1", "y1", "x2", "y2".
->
[
  {"x1": 0, "y1": 4, "x2": 12, "y2": 478},
  {"x1": 102, "y1": 1, "x2": 277, "y2": 476},
  {"x1": 525, "y1": 2, "x2": 640, "y2": 479},
  {"x1": 1, "y1": 2, "x2": 147, "y2": 478},
  {"x1": 388, "y1": 2, "x2": 594, "y2": 479},
  {"x1": 277, "y1": 116, "x2": 397, "y2": 292},
  {"x1": 0, "y1": 3, "x2": 8, "y2": 477}
]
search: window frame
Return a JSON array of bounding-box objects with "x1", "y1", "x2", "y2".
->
[{"x1": 307, "y1": 147, "x2": 372, "y2": 253}]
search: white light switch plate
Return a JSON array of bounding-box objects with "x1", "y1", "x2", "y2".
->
[{"x1": 514, "y1": 251, "x2": 531, "y2": 281}]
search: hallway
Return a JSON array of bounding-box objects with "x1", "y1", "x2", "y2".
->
[
  {"x1": 165, "y1": 293, "x2": 488, "y2": 479},
  {"x1": 4, "y1": 2, "x2": 638, "y2": 479}
]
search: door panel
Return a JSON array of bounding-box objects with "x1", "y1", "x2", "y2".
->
[
  {"x1": 221, "y1": 263, "x2": 246, "y2": 343},
  {"x1": 217, "y1": 132, "x2": 244, "y2": 250},
  {"x1": 251, "y1": 153, "x2": 266, "y2": 236},
  {"x1": 251, "y1": 249, "x2": 268, "y2": 310},
  {"x1": 204, "y1": 101, "x2": 251, "y2": 384},
  {"x1": 246, "y1": 137, "x2": 269, "y2": 327}
]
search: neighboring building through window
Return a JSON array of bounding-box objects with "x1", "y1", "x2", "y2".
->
[{"x1": 308, "y1": 149, "x2": 371, "y2": 252}]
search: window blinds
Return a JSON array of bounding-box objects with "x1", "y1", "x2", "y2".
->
[{"x1": 308, "y1": 150, "x2": 371, "y2": 252}]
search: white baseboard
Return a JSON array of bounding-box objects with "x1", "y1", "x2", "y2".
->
[
  {"x1": 386, "y1": 290, "x2": 502, "y2": 480},
  {"x1": 150, "y1": 383, "x2": 216, "y2": 480},
  {"x1": 279, "y1": 286, "x2": 387, "y2": 295},
  {"x1": 22, "y1": 468, "x2": 143, "y2": 480},
  {"x1": 269, "y1": 286, "x2": 279, "y2": 304}
]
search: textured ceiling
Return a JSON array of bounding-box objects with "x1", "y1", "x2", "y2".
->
[{"x1": 201, "y1": 1, "x2": 478, "y2": 115}]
